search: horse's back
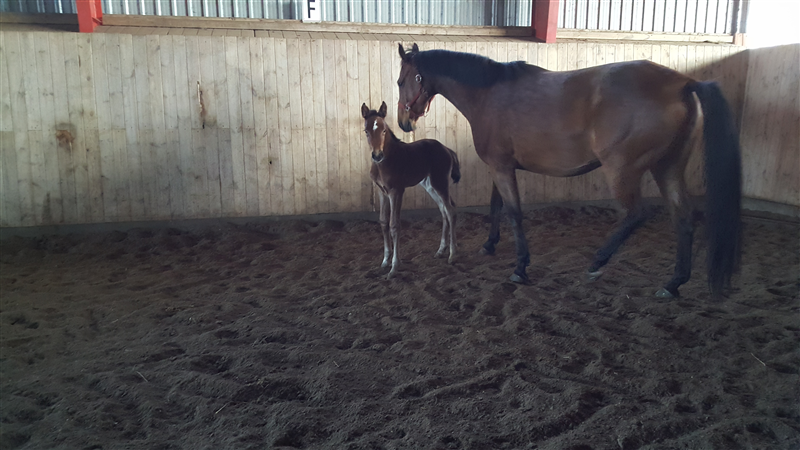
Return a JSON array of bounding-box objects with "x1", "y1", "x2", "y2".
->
[{"x1": 479, "y1": 60, "x2": 695, "y2": 176}]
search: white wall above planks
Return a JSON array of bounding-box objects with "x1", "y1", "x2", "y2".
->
[{"x1": 0, "y1": 30, "x2": 763, "y2": 228}]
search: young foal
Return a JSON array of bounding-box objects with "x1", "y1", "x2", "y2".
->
[{"x1": 362, "y1": 102, "x2": 461, "y2": 279}]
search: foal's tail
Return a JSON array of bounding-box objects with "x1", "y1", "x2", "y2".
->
[
  {"x1": 448, "y1": 148, "x2": 461, "y2": 184},
  {"x1": 690, "y1": 81, "x2": 742, "y2": 297}
]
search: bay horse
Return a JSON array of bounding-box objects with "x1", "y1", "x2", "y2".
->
[
  {"x1": 397, "y1": 43, "x2": 741, "y2": 298},
  {"x1": 362, "y1": 101, "x2": 461, "y2": 279}
]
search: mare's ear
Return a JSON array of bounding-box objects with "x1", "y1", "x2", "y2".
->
[
  {"x1": 361, "y1": 103, "x2": 369, "y2": 119},
  {"x1": 412, "y1": 43, "x2": 419, "y2": 53},
  {"x1": 398, "y1": 43, "x2": 406, "y2": 60},
  {"x1": 378, "y1": 101, "x2": 387, "y2": 118}
]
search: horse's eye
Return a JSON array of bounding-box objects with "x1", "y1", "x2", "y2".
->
[{"x1": 398, "y1": 81, "x2": 404, "y2": 88}]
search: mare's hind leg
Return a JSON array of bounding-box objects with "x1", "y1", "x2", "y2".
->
[
  {"x1": 652, "y1": 165, "x2": 694, "y2": 298},
  {"x1": 481, "y1": 182, "x2": 504, "y2": 255},
  {"x1": 491, "y1": 169, "x2": 530, "y2": 283},
  {"x1": 588, "y1": 171, "x2": 647, "y2": 280}
]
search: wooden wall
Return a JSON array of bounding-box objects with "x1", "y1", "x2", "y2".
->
[
  {"x1": 739, "y1": 44, "x2": 799, "y2": 207},
  {"x1": 0, "y1": 31, "x2": 750, "y2": 227}
]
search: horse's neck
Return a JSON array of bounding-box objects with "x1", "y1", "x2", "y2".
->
[
  {"x1": 383, "y1": 130, "x2": 404, "y2": 156},
  {"x1": 431, "y1": 77, "x2": 483, "y2": 122}
]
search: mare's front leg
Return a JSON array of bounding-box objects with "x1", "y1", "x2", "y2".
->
[
  {"x1": 481, "y1": 182, "x2": 504, "y2": 255},
  {"x1": 378, "y1": 191, "x2": 391, "y2": 269},
  {"x1": 492, "y1": 170, "x2": 530, "y2": 283},
  {"x1": 387, "y1": 188, "x2": 405, "y2": 279}
]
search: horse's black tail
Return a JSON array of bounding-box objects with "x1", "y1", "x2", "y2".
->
[
  {"x1": 691, "y1": 81, "x2": 742, "y2": 297},
  {"x1": 449, "y1": 148, "x2": 461, "y2": 184}
]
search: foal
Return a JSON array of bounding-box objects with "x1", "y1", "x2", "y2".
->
[{"x1": 362, "y1": 101, "x2": 461, "y2": 279}]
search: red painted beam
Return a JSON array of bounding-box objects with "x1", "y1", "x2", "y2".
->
[
  {"x1": 532, "y1": 0, "x2": 559, "y2": 43},
  {"x1": 77, "y1": 0, "x2": 103, "y2": 33}
]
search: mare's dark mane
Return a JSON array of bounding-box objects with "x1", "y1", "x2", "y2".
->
[{"x1": 414, "y1": 49, "x2": 536, "y2": 88}]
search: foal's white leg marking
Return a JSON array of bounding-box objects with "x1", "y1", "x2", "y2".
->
[
  {"x1": 388, "y1": 192, "x2": 401, "y2": 279},
  {"x1": 378, "y1": 192, "x2": 391, "y2": 268},
  {"x1": 420, "y1": 177, "x2": 451, "y2": 260}
]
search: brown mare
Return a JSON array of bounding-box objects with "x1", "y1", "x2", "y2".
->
[
  {"x1": 362, "y1": 101, "x2": 461, "y2": 279},
  {"x1": 397, "y1": 43, "x2": 741, "y2": 298}
]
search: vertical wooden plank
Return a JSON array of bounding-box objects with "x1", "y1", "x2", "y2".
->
[
  {"x1": 334, "y1": 39, "x2": 351, "y2": 212},
  {"x1": 184, "y1": 36, "x2": 205, "y2": 217},
  {"x1": 132, "y1": 35, "x2": 155, "y2": 218},
  {"x1": 145, "y1": 35, "x2": 170, "y2": 219},
  {"x1": 250, "y1": 36, "x2": 271, "y2": 216},
  {"x1": 119, "y1": 34, "x2": 145, "y2": 220},
  {"x1": 357, "y1": 39, "x2": 372, "y2": 212},
  {"x1": 160, "y1": 35, "x2": 183, "y2": 219},
  {"x1": 104, "y1": 33, "x2": 131, "y2": 222},
  {"x1": 224, "y1": 36, "x2": 246, "y2": 217},
  {"x1": 173, "y1": 35, "x2": 196, "y2": 219},
  {"x1": 76, "y1": 34, "x2": 104, "y2": 223},
  {"x1": 62, "y1": 33, "x2": 91, "y2": 224},
  {"x1": 212, "y1": 36, "x2": 234, "y2": 217},
  {"x1": 274, "y1": 37, "x2": 295, "y2": 215},
  {"x1": 298, "y1": 38, "x2": 317, "y2": 214},
  {"x1": 33, "y1": 32, "x2": 63, "y2": 224},
  {"x1": 345, "y1": 39, "x2": 363, "y2": 212},
  {"x1": 0, "y1": 32, "x2": 21, "y2": 226},
  {"x1": 324, "y1": 38, "x2": 341, "y2": 212},
  {"x1": 263, "y1": 37, "x2": 282, "y2": 216},
  {"x1": 18, "y1": 33, "x2": 47, "y2": 225},
  {"x1": 239, "y1": 37, "x2": 259, "y2": 217},
  {"x1": 198, "y1": 36, "x2": 221, "y2": 217},
  {"x1": 91, "y1": 33, "x2": 117, "y2": 222},
  {"x1": 308, "y1": 37, "x2": 328, "y2": 214},
  {"x1": 287, "y1": 37, "x2": 308, "y2": 215}
]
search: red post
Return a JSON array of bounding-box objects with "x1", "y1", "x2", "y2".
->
[
  {"x1": 532, "y1": 0, "x2": 559, "y2": 43},
  {"x1": 77, "y1": 0, "x2": 103, "y2": 33}
]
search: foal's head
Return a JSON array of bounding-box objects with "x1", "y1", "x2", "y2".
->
[
  {"x1": 361, "y1": 101, "x2": 391, "y2": 163},
  {"x1": 397, "y1": 43, "x2": 436, "y2": 133}
]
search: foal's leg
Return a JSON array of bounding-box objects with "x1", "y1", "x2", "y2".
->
[
  {"x1": 480, "y1": 182, "x2": 504, "y2": 255},
  {"x1": 587, "y1": 171, "x2": 647, "y2": 281},
  {"x1": 425, "y1": 175, "x2": 458, "y2": 264},
  {"x1": 652, "y1": 165, "x2": 693, "y2": 298},
  {"x1": 378, "y1": 191, "x2": 391, "y2": 269},
  {"x1": 491, "y1": 169, "x2": 530, "y2": 283},
  {"x1": 420, "y1": 177, "x2": 449, "y2": 258},
  {"x1": 387, "y1": 188, "x2": 405, "y2": 279}
]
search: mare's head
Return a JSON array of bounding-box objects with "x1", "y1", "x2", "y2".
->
[
  {"x1": 397, "y1": 43, "x2": 436, "y2": 133},
  {"x1": 361, "y1": 101, "x2": 391, "y2": 163}
]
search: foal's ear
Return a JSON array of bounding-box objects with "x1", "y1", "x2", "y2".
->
[
  {"x1": 412, "y1": 43, "x2": 419, "y2": 54},
  {"x1": 361, "y1": 103, "x2": 369, "y2": 119},
  {"x1": 398, "y1": 43, "x2": 406, "y2": 60},
  {"x1": 378, "y1": 101, "x2": 387, "y2": 118}
]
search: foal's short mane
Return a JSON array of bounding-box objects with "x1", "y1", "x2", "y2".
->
[{"x1": 413, "y1": 49, "x2": 534, "y2": 88}]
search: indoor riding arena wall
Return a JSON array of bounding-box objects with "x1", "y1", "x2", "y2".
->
[{"x1": 0, "y1": 30, "x2": 791, "y2": 229}]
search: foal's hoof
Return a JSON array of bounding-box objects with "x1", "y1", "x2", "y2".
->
[
  {"x1": 479, "y1": 247, "x2": 495, "y2": 256},
  {"x1": 655, "y1": 287, "x2": 678, "y2": 299},
  {"x1": 434, "y1": 251, "x2": 445, "y2": 259},
  {"x1": 447, "y1": 255, "x2": 456, "y2": 265},
  {"x1": 586, "y1": 270, "x2": 603, "y2": 282},
  {"x1": 510, "y1": 273, "x2": 530, "y2": 284}
]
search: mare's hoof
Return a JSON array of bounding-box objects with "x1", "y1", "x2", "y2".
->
[
  {"x1": 655, "y1": 287, "x2": 677, "y2": 299},
  {"x1": 586, "y1": 270, "x2": 603, "y2": 282},
  {"x1": 510, "y1": 273, "x2": 530, "y2": 284},
  {"x1": 479, "y1": 247, "x2": 495, "y2": 256},
  {"x1": 381, "y1": 261, "x2": 390, "y2": 269},
  {"x1": 448, "y1": 255, "x2": 456, "y2": 265},
  {"x1": 434, "y1": 251, "x2": 445, "y2": 259}
]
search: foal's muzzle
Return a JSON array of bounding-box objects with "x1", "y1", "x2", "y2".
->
[{"x1": 372, "y1": 152, "x2": 385, "y2": 163}]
